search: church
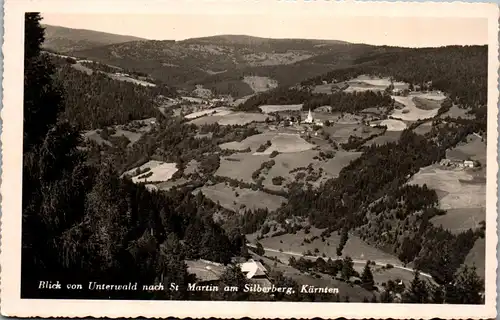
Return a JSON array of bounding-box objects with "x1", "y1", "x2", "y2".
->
[{"x1": 303, "y1": 109, "x2": 323, "y2": 126}]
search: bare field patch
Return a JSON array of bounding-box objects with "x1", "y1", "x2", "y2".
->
[
  {"x1": 217, "y1": 112, "x2": 269, "y2": 126},
  {"x1": 324, "y1": 123, "x2": 381, "y2": 144},
  {"x1": 446, "y1": 134, "x2": 486, "y2": 164},
  {"x1": 408, "y1": 165, "x2": 486, "y2": 211},
  {"x1": 82, "y1": 130, "x2": 112, "y2": 147},
  {"x1": 254, "y1": 134, "x2": 315, "y2": 155},
  {"x1": 242, "y1": 76, "x2": 278, "y2": 93},
  {"x1": 430, "y1": 208, "x2": 485, "y2": 234},
  {"x1": 199, "y1": 183, "x2": 286, "y2": 212},
  {"x1": 363, "y1": 131, "x2": 402, "y2": 146},
  {"x1": 185, "y1": 107, "x2": 233, "y2": 120},
  {"x1": 123, "y1": 160, "x2": 178, "y2": 184},
  {"x1": 220, "y1": 132, "x2": 277, "y2": 152},
  {"x1": 108, "y1": 73, "x2": 156, "y2": 87},
  {"x1": 414, "y1": 91, "x2": 447, "y2": 101},
  {"x1": 259, "y1": 104, "x2": 303, "y2": 113},
  {"x1": 412, "y1": 121, "x2": 433, "y2": 135},
  {"x1": 379, "y1": 119, "x2": 407, "y2": 131},
  {"x1": 216, "y1": 152, "x2": 269, "y2": 182},
  {"x1": 71, "y1": 63, "x2": 93, "y2": 75},
  {"x1": 439, "y1": 105, "x2": 474, "y2": 120},
  {"x1": 391, "y1": 96, "x2": 438, "y2": 121}
]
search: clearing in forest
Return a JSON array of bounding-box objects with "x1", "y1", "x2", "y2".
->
[
  {"x1": 439, "y1": 105, "x2": 474, "y2": 120},
  {"x1": 217, "y1": 112, "x2": 270, "y2": 126},
  {"x1": 198, "y1": 183, "x2": 287, "y2": 212},
  {"x1": 408, "y1": 165, "x2": 486, "y2": 233},
  {"x1": 185, "y1": 107, "x2": 233, "y2": 119},
  {"x1": 390, "y1": 96, "x2": 440, "y2": 121},
  {"x1": 253, "y1": 133, "x2": 315, "y2": 155},
  {"x1": 242, "y1": 76, "x2": 278, "y2": 93},
  {"x1": 378, "y1": 119, "x2": 407, "y2": 131},
  {"x1": 363, "y1": 131, "x2": 402, "y2": 147},
  {"x1": 259, "y1": 104, "x2": 304, "y2": 113},
  {"x1": 122, "y1": 160, "x2": 178, "y2": 184},
  {"x1": 446, "y1": 134, "x2": 487, "y2": 165}
]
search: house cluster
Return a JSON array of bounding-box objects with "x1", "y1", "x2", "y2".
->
[
  {"x1": 440, "y1": 158, "x2": 478, "y2": 168},
  {"x1": 278, "y1": 109, "x2": 324, "y2": 128},
  {"x1": 185, "y1": 259, "x2": 272, "y2": 287}
]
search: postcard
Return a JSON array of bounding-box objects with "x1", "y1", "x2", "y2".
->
[{"x1": 1, "y1": 0, "x2": 498, "y2": 318}]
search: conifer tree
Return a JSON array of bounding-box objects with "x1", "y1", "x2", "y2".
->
[
  {"x1": 402, "y1": 271, "x2": 430, "y2": 303},
  {"x1": 361, "y1": 260, "x2": 375, "y2": 290}
]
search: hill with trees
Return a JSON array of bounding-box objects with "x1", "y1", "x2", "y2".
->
[{"x1": 42, "y1": 24, "x2": 147, "y2": 52}]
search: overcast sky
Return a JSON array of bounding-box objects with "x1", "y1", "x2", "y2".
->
[{"x1": 41, "y1": 13, "x2": 488, "y2": 48}]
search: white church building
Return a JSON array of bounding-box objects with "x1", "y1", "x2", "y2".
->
[{"x1": 303, "y1": 109, "x2": 323, "y2": 126}]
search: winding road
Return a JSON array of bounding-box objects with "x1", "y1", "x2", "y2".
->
[{"x1": 247, "y1": 243, "x2": 433, "y2": 279}]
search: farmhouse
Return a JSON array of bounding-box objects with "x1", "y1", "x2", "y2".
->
[
  {"x1": 239, "y1": 259, "x2": 272, "y2": 287},
  {"x1": 440, "y1": 159, "x2": 478, "y2": 168}
]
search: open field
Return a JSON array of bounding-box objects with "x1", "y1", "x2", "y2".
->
[
  {"x1": 217, "y1": 112, "x2": 269, "y2": 125},
  {"x1": 185, "y1": 107, "x2": 233, "y2": 119},
  {"x1": 379, "y1": 119, "x2": 407, "y2": 131},
  {"x1": 199, "y1": 183, "x2": 287, "y2": 212},
  {"x1": 412, "y1": 121, "x2": 433, "y2": 135},
  {"x1": 156, "y1": 178, "x2": 190, "y2": 191},
  {"x1": 446, "y1": 134, "x2": 486, "y2": 165},
  {"x1": 216, "y1": 153, "x2": 270, "y2": 182},
  {"x1": 408, "y1": 165, "x2": 486, "y2": 210},
  {"x1": 242, "y1": 76, "x2": 278, "y2": 93},
  {"x1": 408, "y1": 164, "x2": 486, "y2": 233},
  {"x1": 323, "y1": 123, "x2": 383, "y2": 144},
  {"x1": 414, "y1": 91, "x2": 447, "y2": 101},
  {"x1": 463, "y1": 237, "x2": 485, "y2": 279},
  {"x1": 363, "y1": 131, "x2": 402, "y2": 146},
  {"x1": 122, "y1": 160, "x2": 178, "y2": 183},
  {"x1": 231, "y1": 94, "x2": 254, "y2": 107},
  {"x1": 253, "y1": 134, "x2": 315, "y2": 155},
  {"x1": 248, "y1": 227, "x2": 404, "y2": 267},
  {"x1": 259, "y1": 104, "x2": 303, "y2": 113},
  {"x1": 345, "y1": 75, "x2": 408, "y2": 93},
  {"x1": 192, "y1": 85, "x2": 213, "y2": 98},
  {"x1": 107, "y1": 73, "x2": 156, "y2": 87},
  {"x1": 220, "y1": 132, "x2": 278, "y2": 152},
  {"x1": 439, "y1": 105, "x2": 474, "y2": 120},
  {"x1": 71, "y1": 63, "x2": 93, "y2": 75},
  {"x1": 430, "y1": 208, "x2": 485, "y2": 234},
  {"x1": 261, "y1": 150, "x2": 361, "y2": 190},
  {"x1": 391, "y1": 96, "x2": 439, "y2": 121},
  {"x1": 220, "y1": 132, "x2": 313, "y2": 154},
  {"x1": 82, "y1": 130, "x2": 112, "y2": 147}
]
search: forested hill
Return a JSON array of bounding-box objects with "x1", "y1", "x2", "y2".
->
[
  {"x1": 237, "y1": 45, "x2": 487, "y2": 114},
  {"x1": 302, "y1": 45, "x2": 487, "y2": 108},
  {"x1": 42, "y1": 24, "x2": 146, "y2": 52},
  {"x1": 24, "y1": 14, "x2": 246, "y2": 299},
  {"x1": 48, "y1": 55, "x2": 176, "y2": 130}
]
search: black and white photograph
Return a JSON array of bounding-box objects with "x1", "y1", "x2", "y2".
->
[{"x1": 1, "y1": 0, "x2": 498, "y2": 319}]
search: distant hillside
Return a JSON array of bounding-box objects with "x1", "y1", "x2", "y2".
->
[
  {"x1": 42, "y1": 24, "x2": 146, "y2": 52},
  {"x1": 181, "y1": 34, "x2": 349, "y2": 47},
  {"x1": 66, "y1": 32, "x2": 372, "y2": 96}
]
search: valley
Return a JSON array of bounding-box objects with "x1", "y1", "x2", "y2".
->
[{"x1": 24, "y1": 19, "x2": 488, "y2": 303}]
